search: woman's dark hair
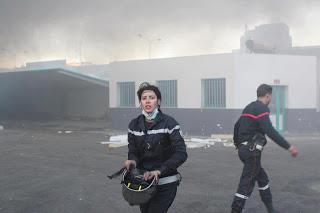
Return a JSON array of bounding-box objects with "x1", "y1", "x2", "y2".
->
[
  {"x1": 137, "y1": 82, "x2": 162, "y2": 101},
  {"x1": 257, "y1": 84, "x2": 273, "y2": 97}
]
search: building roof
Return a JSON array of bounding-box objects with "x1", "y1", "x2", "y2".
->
[{"x1": 0, "y1": 68, "x2": 108, "y2": 90}]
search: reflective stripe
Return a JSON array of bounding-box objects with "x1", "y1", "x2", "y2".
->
[
  {"x1": 128, "y1": 125, "x2": 180, "y2": 136},
  {"x1": 147, "y1": 129, "x2": 167, "y2": 134},
  {"x1": 241, "y1": 141, "x2": 248, "y2": 145},
  {"x1": 241, "y1": 141, "x2": 263, "y2": 151},
  {"x1": 147, "y1": 125, "x2": 180, "y2": 135},
  {"x1": 235, "y1": 193, "x2": 249, "y2": 199},
  {"x1": 241, "y1": 112, "x2": 269, "y2": 119},
  {"x1": 256, "y1": 144, "x2": 263, "y2": 151},
  {"x1": 128, "y1": 129, "x2": 145, "y2": 136},
  {"x1": 168, "y1": 125, "x2": 180, "y2": 134},
  {"x1": 158, "y1": 174, "x2": 180, "y2": 185},
  {"x1": 258, "y1": 184, "x2": 270, "y2": 190}
]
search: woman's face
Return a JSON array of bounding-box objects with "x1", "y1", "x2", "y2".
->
[{"x1": 140, "y1": 90, "x2": 159, "y2": 113}]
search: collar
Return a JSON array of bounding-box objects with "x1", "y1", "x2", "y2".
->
[
  {"x1": 142, "y1": 107, "x2": 159, "y2": 121},
  {"x1": 138, "y1": 109, "x2": 163, "y2": 132}
]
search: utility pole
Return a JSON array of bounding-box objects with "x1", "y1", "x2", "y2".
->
[{"x1": 138, "y1": 34, "x2": 162, "y2": 59}]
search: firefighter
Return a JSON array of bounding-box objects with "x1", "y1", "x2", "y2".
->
[
  {"x1": 123, "y1": 82, "x2": 187, "y2": 213},
  {"x1": 231, "y1": 84, "x2": 298, "y2": 213}
]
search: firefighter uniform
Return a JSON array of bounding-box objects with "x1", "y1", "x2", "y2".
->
[
  {"x1": 231, "y1": 100, "x2": 291, "y2": 213},
  {"x1": 128, "y1": 110, "x2": 187, "y2": 213}
]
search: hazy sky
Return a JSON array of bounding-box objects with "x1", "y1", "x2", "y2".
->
[{"x1": 0, "y1": 0, "x2": 320, "y2": 67}]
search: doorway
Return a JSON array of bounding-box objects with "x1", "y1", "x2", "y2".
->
[{"x1": 269, "y1": 85, "x2": 287, "y2": 132}]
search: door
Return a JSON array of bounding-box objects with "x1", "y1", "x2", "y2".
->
[{"x1": 269, "y1": 85, "x2": 287, "y2": 132}]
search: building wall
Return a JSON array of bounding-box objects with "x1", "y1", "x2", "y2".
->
[
  {"x1": 288, "y1": 46, "x2": 320, "y2": 111},
  {"x1": 233, "y1": 53, "x2": 317, "y2": 109},
  {"x1": 0, "y1": 86, "x2": 64, "y2": 120},
  {"x1": 287, "y1": 109, "x2": 320, "y2": 132},
  {"x1": 109, "y1": 53, "x2": 234, "y2": 108},
  {"x1": 0, "y1": 86, "x2": 109, "y2": 120},
  {"x1": 233, "y1": 54, "x2": 319, "y2": 133},
  {"x1": 65, "y1": 88, "x2": 108, "y2": 119},
  {"x1": 109, "y1": 53, "x2": 319, "y2": 134},
  {"x1": 318, "y1": 58, "x2": 320, "y2": 111},
  {"x1": 29, "y1": 88, "x2": 65, "y2": 117},
  {"x1": 0, "y1": 69, "x2": 109, "y2": 121}
]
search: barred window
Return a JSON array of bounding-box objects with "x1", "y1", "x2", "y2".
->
[
  {"x1": 117, "y1": 82, "x2": 135, "y2": 107},
  {"x1": 156, "y1": 80, "x2": 177, "y2": 108},
  {"x1": 201, "y1": 78, "x2": 226, "y2": 108}
]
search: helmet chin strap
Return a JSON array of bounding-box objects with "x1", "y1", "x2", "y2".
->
[{"x1": 142, "y1": 107, "x2": 159, "y2": 121}]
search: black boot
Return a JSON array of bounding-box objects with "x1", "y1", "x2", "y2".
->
[
  {"x1": 231, "y1": 208, "x2": 241, "y2": 213},
  {"x1": 260, "y1": 188, "x2": 278, "y2": 213},
  {"x1": 265, "y1": 203, "x2": 279, "y2": 213}
]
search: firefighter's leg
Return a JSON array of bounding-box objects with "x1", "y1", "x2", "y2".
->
[
  {"x1": 231, "y1": 146, "x2": 259, "y2": 213},
  {"x1": 257, "y1": 168, "x2": 278, "y2": 213}
]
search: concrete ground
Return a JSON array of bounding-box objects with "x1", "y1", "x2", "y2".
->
[{"x1": 0, "y1": 122, "x2": 319, "y2": 213}]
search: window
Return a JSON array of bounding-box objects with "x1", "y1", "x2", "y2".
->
[
  {"x1": 156, "y1": 80, "x2": 177, "y2": 108},
  {"x1": 201, "y1": 78, "x2": 226, "y2": 108},
  {"x1": 117, "y1": 82, "x2": 135, "y2": 107}
]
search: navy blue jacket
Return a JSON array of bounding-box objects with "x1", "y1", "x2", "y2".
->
[
  {"x1": 127, "y1": 111, "x2": 188, "y2": 177},
  {"x1": 233, "y1": 100, "x2": 290, "y2": 149}
]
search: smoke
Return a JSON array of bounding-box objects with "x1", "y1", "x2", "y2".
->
[{"x1": 0, "y1": 0, "x2": 319, "y2": 67}]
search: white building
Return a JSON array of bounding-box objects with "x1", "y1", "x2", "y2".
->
[{"x1": 109, "y1": 52, "x2": 319, "y2": 135}]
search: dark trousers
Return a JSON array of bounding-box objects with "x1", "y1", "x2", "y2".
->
[
  {"x1": 231, "y1": 145, "x2": 273, "y2": 212},
  {"x1": 140, "y1": 182, "x2": 178, "y2": 213}
]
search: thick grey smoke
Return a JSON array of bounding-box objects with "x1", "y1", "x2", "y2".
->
[{"x1": 0, "y1": 0, "x2": 319, "y2": 67}]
